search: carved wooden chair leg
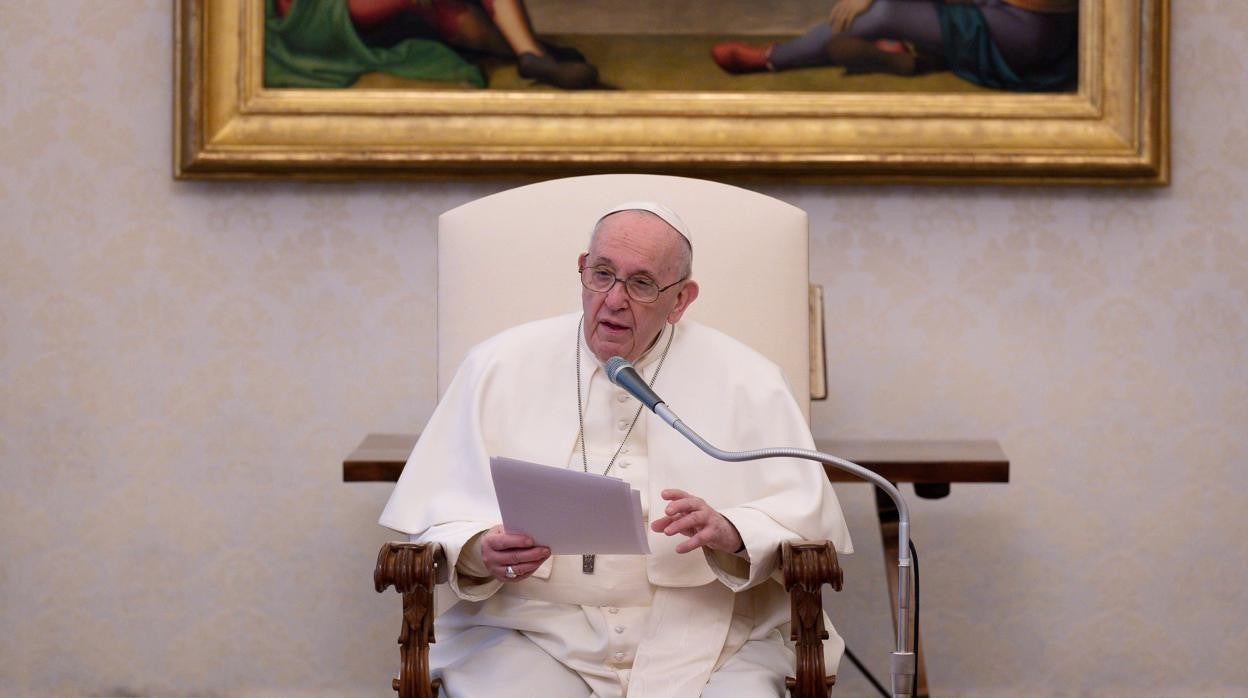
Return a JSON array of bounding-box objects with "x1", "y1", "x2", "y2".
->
[
  {"x1": 782, "y1": 540, "x2": 843, "y2": 698},
  {"x1": 375, "y1": 542, "x2": 446, "y2": 698}
]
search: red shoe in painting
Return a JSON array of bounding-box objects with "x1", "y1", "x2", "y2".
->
[
  {"x1": 711, "y1": 41, "x2": 774, "y2": 74},
  {"x1": 873, "y1": 39, "x2": 909, "y2": 55}
]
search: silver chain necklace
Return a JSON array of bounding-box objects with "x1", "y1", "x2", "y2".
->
[{"x1": 575, "y1": 316, "x2": 674, "y2": 573}]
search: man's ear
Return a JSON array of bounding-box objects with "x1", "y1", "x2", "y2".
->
[
  {"x1": 577, "y1": 252, "x2": 588, "y2": 270},
  {"x1": 666, "y1": 280, "x2": 699, "y2": 324}
]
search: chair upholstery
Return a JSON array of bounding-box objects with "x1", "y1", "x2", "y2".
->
[
  {"x1": 375, "y1": 174, "x2": 841, "y2": 698},
  {"x1": 437, "y1": 174, "x2": 812, "y2": 418}
]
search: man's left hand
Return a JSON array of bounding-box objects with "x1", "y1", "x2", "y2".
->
[{"x1": 650, "y1": 489, "x2": 743, "y2": 554}]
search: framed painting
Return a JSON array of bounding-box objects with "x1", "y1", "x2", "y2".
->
[{"x1": 174, "y1": 0, "x2": 1168, "y2": 184}]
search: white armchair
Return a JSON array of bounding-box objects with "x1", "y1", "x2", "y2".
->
[{"x1": 375, "y1": 174, "x2": 842, "y2": 698}]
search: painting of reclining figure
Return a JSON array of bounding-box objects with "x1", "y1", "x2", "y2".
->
[{"x1": 264, "y1": 0, "x2": 1079, "y2": 93}]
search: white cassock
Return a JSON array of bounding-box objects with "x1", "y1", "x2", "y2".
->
[{"x1": 380, "y1": 313, "x2": 852, "y2": 698}]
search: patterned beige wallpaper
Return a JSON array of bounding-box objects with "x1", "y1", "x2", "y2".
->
[{"x1": 2, "y1": 2, "x2": 1246, "y2": 697}]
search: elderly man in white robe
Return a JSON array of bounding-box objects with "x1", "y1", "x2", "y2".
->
[{"x1": 380, "y1": 202, "x2": 853, "y2": 697}]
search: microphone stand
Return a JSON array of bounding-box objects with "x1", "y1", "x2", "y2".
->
[{"x1": 649, "y1": 400, "x2": 917, "y2": 698}]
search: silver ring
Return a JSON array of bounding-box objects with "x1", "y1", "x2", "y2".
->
[{"x1": 505, "y1": 565, "x2": 517, "y2": 579}]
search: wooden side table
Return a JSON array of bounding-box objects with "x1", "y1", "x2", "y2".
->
[{"x1": 345, "y1": 433, "x2": 1009, "y2": 698}]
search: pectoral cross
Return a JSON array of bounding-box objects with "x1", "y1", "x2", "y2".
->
[{"x1": 582, "y1": 554, "x2": 595, "y2": 574}]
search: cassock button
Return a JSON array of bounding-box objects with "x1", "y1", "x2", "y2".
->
[
  {"x1": 616, "y1": 393, "x2": 630, "y2": 403},
  {"x1": 619, "y1": 461, "x2": 630, "y2": 469},
  {"x1": 614, "y1": 625, "x2": 625, "y2": 634},
  {"x1": 608, "y1": 607, "x2": 619, "y2": 614},
  {"x1": 614, "y1": 651, "x2": 626, "y2": 662},
  {"x1": 616, "y1": 419, "x2": 629, "y2": 431}
]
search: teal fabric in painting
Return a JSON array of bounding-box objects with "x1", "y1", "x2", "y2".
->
[
  {"x1": 263, "y1": 0, "x2": 485, "y2": 88},
  {"x1": 938, "y1": 4, "x2": 1077, "y2": 92}
]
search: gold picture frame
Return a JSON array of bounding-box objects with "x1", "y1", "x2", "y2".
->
[{"x1": 174, "y1": 0, "x2": 1168, "y2": 184}]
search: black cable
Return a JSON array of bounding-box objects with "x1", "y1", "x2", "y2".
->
[
  {"x1": 843, "y1": 532, "x2": 922, "y2": 698},
  {"x1": 843, "y1": 645, "x2": 891, "y2": 698},
  {"x1": 909, "y1": 539, "x2": 920, "y2": 698}
]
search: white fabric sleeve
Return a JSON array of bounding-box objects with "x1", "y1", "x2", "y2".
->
[
  {"x1": 455, "y1": 529, "x2": 491, "y2": 578},
  {"x1": 703, "y1": 506, "x2": 797, "y2": 591},
  {"x1": 410, "y1": 521, "x2": 501, "y2": 601}
]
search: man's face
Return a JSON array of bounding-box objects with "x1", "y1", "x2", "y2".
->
[{"x1": 580, "y1": 211, "x2": 699, "y2": 364}]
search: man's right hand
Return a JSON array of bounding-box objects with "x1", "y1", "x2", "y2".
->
[{"x1": 479, "y1": 525, "x2": 551, "y2": 582}]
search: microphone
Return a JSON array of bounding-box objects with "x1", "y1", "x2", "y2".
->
[
  {"x1": 604, "y1": 355, "x2": 916, "y2": 698},
  {"x1": 604, "y1": 356, "x2": 665, "y2": 411}
]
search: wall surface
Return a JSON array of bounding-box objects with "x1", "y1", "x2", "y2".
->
[{"x1": 2, "y1": 2, "x2": 1246, "y2": 697}]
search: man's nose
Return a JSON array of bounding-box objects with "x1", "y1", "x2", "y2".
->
[{"x1": 605, "y1": 279, "x2": 631, "y2": 307}]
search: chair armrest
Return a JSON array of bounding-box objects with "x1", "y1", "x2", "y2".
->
[
  {"x1": 374, "y1": 540, "x2": 842, "y2": 697},
  {"x1": 782, "y1": 540, "x2": 843, "y2": 698},
  {"x1": 375, "y1": 542, "x2": 446, "y2": 698}
]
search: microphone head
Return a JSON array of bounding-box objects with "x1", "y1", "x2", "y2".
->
[{"x1": 605, "y1": 356, "x2": 632, "y2": 384}]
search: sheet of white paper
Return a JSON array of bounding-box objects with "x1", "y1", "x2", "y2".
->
[
  {"x1": 490, "y1": 456, "x2": 651, "y2": 555},
  {"x1": 630, "y1": 489, "x2": 648, "y2": 551}
]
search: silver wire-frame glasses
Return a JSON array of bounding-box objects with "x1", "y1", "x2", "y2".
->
[{"x1": 578, "y1": 265, "x2": 686, "y2": 303}]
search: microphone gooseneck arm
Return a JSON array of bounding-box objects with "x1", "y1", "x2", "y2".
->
[
  {"x1": 654, "y1": 402, "x2": 916, "y2": 698},
  {"x1": 606, "y1": 357, "x2": 916, "y2": 698}
]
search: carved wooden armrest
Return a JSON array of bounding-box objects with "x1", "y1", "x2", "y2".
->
[
  {"x1": 375, "y1": 542, "x2": 446, "y2": 698},
  {"x1": 374, "y1": 539, "x2": 840, "y2": 697},
  {"x1": 782, "y1": 539, "x2": 844, "y2": 698}
]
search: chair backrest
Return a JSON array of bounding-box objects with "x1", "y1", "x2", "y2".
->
[{"x1": 438, "y1": 174, "x2": 811, "y2": 419}]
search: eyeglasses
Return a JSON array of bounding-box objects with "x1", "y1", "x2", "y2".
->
[{"x1": 579, "y1": 265, "x2": 686, "y2": 303}]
